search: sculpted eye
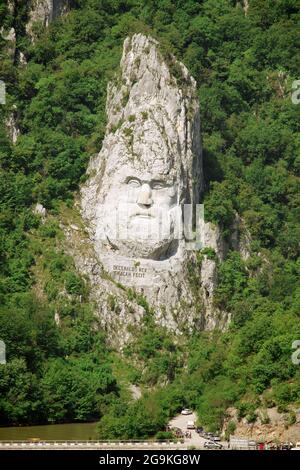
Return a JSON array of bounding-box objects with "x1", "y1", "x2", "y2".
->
[
  {"x1": 127, "y1": 178, "x2": 141, "y2": 188},
  {"x1": 152, "y1": 181, "x2": 165, "y2": 190}
]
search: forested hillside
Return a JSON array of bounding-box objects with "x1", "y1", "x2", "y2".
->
[{"x1": 0, "y1": 0, "x2": 300, "y2": 437}]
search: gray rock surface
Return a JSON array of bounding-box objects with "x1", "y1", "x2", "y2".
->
[
  {"x1": 26, "y1": 0, "x2": 68, "y2": 41},
  {"x1": 67, "y1": 34, "x2": 228, "y2": 345},
  {"x1": 0, "y1": 26, "x2": 16, "y2": 59},
  {"x1": 81, "y1": 34, "x2": 203, "y2": 260},
  {"x1": 33, "y1": 203, "x2": 47, "y2": 218},
  {"x1": 5, "y1": 114, "x2": 19, "y2": 144}
]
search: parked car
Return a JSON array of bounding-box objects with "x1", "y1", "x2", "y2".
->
[
  {"x1": 212, "y1": 436, "x2": 221, "y2": 442},
  {"x1": 196, "y1": 427, "x2": 203, "y2": 434},
  {"x1": 187, "y1": 420, "x2": 195, "y2": 430},
  {"x1": 281, "y1": 442, "x2": 293, "y2": 450},
  {"x1": 181, "y1": 408, "x2": 192, "y2": 415},
  {"x1": 290, "y1": 442, "x2": 300, "y2": 450},
  {"x1": 204, "y1": 441, "x2": 223, "y2": 449}
]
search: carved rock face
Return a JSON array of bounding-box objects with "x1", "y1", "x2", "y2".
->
[
  {"x1": 74, "y1": 34, "x2": 229, "y2": 343},
  {"x1": 81, "y1": 34, "x2": 203, "y2": 262},
  {"x1": 96, "y1": 164, "x2": 180, "y2": 259}
]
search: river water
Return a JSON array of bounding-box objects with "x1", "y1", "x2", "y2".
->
[{"x1": 0, "y1": 422, "x2": 98, "y2": 441}]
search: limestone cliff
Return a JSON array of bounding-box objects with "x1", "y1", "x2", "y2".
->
[
  {"x1": 26, "y1": 0, "x2": 69, "y2": 40},
  {"x1": 62, "y1": 34, "x2": 232, "y2": 346},
  {"x1": 0, "y1": 26, "x2": 16, "y2": 59}
]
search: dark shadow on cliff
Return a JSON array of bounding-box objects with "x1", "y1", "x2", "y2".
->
[{"x1": 202, "y1": 146, "x2": 223, "y2": 195}]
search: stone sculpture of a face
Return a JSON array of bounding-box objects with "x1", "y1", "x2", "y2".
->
[
  {"x1": 95, "y1": 163, "x2": 182, "y2": 259},
  {"x1": 94, "y1": 120, "x2": 183, "y2": 259},
  {"x1": 81, "y1": 34, "x2": 203, "y2": 262}
]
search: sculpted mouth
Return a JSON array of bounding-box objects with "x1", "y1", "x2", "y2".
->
[
  {"x1": 134, "y1": 215, "x2": 153, "y2": 220},
  {"x1": 132, "y1": 212, "x2": 154, "y2": 219}
]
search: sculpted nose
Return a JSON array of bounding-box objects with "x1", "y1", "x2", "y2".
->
[{"x1": 137, "y1": 183, "x2": 153, "y2": 207}]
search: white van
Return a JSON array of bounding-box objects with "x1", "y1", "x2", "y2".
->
[{"x1": 187, "y1": 420, "x2": 195, "y2": 430}]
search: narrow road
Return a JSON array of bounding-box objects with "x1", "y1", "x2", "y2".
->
[
  {"x1": 168, "y1": 413, "x2": 227, "y2": 449},
  {"x1": 168, "y1": 413, "x2": 206, "y2": 448}
]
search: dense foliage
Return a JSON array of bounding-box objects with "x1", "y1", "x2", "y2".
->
[{"x1": 0, "y1": 0, "x2": 300, "y2": 435}]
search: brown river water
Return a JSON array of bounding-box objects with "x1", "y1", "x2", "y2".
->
[{"x1": 0, "y1": 422, "x2": 98, "y2": 441}]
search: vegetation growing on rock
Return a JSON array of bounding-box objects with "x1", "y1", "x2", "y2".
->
[{"x1": 0, "y1": 0, "x2": 300, "y2": 435}]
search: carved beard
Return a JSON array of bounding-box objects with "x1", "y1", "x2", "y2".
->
[{"x1": 95, "y1": 204, "x2": 182, "y2": 260}]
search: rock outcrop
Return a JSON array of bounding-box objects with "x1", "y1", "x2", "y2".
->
[
  {"x1": 5, "y1": 107, "x2": 20, "y2": 144},
  {"x1": 26, "y1": 0, "x2": 69, "y2": 41},
  {"x1": 223, "y1": 406, "x2": 300, "y2": 444},
  {"x1": 64, "y1": 34, "x2": 229, "y2": 345},
  {"x1": 0, "y1": 26, "x2": 16, "y2": 59}
]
